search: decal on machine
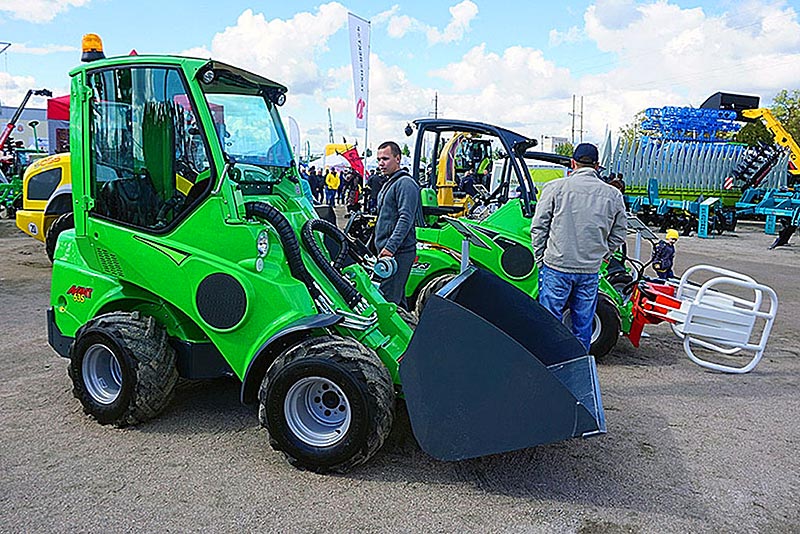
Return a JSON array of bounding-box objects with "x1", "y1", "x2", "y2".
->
[
  {"x1": 66, "y1": 285, "x2": 94, "y2": 302},
  {"x1": 411, "y1": 262, "x2": 431, "y2": 273}
]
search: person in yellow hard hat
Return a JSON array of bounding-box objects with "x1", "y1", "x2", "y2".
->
[{"x1": 652, "y1": 229, "x2": 679, "y2": 279}]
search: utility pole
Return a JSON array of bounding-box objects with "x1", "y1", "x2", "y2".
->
[
  {"x1": 434, "y1": 92, "x2": 438, "y2": 119},
  {"x1": 571, "y1": 95, "x2": 575, "y2": 144},
  {"x1": 570, "y1": 94, "x2": 585, "y2": 144},
  {"x1": 0, "y1": 42, "x2": 10, "y2": 79},
  {"x1": 327, "y1": 108, "x2": 334, "y2": 144}
]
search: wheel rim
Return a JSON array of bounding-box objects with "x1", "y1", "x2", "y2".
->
[
  {"x1": 82, "y1": 343, "x2": 123, "y2": 405},
  {"x1": 562, "y1": 312, "x2": 602, "y2": 344},
  {"x1": 284, "y1": 377, "x2": 351, "y2": 447}
]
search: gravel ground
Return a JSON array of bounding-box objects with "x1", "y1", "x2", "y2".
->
[{"x1": 0, "y1": 216, "x2": 798, "y2": 533}]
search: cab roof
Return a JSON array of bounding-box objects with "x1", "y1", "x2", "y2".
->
[{"x1": 70, "y1": 55, "x2": 287, "y2": 94}]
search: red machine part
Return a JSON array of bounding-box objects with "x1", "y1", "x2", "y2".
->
[{"x1": 628, "y1": 281, "x2": 682, "y2": 347}]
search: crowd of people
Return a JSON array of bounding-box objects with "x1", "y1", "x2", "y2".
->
[{"x1": 299, "y1": 165, "x2": 393, "y2": 215}]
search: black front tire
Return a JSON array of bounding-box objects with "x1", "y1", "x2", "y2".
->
[
  {"x1": 590, "y1": 294, "x2": 621, "y2": 358},
  {"x1": 45, "y1": 212, "x2": 74, "y2": 262},
  {"x1": 259, "y1": 335, "x2": 395, "y2": 473},
  {"x1": 396, "y1": 306, "x2": 418, "y2": 329},
  {"x1": 563, "y1": 294, "x2": 621, "y2": 359},
  {"x1": 414, "y1": 273, "x2": 455, "y2": 316},
  {"x1": 68, "y1": 311, "x2": 178, "y2": 426}
]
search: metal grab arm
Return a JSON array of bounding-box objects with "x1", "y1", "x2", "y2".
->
[
  {"x1": 678, "y1": 273, "x2": 778, "y2": 374},
  {"x1": 675, "y1": 264, "x2": 756, "y2": 300}
]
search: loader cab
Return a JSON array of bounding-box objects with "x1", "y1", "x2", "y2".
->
[
  {"x1": 408, "y1": 119, "x2": 538, "y2": 218},
  {"x1": 79, "y1": 59, "x2": 294, "y2": 238},
  {"x1": 85, "y1": 65, "x2": 215, "y2": 232}
]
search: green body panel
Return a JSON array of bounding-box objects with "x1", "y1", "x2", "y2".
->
[
  {"x1": 408, "y1": 198, "x2": 632, "y2": 333},
  {"x1": 52, "y1": 55, "x2": 411, "y2": 385}
]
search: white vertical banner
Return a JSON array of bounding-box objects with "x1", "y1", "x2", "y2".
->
[
  {"x1": 348, "y1": 12, "x2": 370, "y2": 130},
  {"x1": 286, "y1": 116, "x2": 301, "y2": 159}
]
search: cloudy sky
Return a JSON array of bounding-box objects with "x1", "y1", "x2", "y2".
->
[{"x1": 1, "y1": 0, "x2": 798, "y2": 154}]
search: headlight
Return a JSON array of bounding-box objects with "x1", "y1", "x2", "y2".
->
[{"x1": 256, "y1": 229, "x2": 269, "y2": 257}]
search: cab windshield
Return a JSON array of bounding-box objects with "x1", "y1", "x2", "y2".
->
[{"x1": 202, "y1": 91, "x2": 292, "y2": 171}]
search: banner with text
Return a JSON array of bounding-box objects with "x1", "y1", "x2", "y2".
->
[{"x1": 348, "y1": 12, "x2": 370, "y2": 129}]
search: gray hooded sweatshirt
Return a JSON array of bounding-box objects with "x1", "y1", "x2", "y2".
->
[{"x1": 374, "y1": 170, "x2": 421, "y2": 254}]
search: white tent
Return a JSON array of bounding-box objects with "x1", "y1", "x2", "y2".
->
[{"x1": 309, "y1": 153, "x2": 351, "y2": 171}]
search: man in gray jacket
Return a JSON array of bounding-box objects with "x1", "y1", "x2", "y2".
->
[
  {"x1": 374, "y1": 141, "x2": 421, "y2": 308},
  {"x1": 531, "y1": 143, "x2": 627, "y2": 352}
]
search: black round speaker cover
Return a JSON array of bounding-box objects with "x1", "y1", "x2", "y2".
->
[
  {"x1": 196, "y1": 273, "x2": 247, "y2": 329},
  {"x1": 500, "y1": 245, "x2": 535, "y2": 279}
]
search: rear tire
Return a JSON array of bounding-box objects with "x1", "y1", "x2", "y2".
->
[
  {"x1": 68, "y1": 311, "x2": 178, "y2": 426},
  {"x1": 606, "y1": 271, "x2": 634, "y2": 296},
  {"x1": 415, "y1": 273, "x2": 455, "y2": 316},
  {"x1": 563, "y1": 294, "x2": 621, "y2": 359},
  {"x1": 45, "y1": 212, "x2": 74, "y2": 262},
  {"x1": 259, "y1": 335, "x2": 395, "y2": 473}
]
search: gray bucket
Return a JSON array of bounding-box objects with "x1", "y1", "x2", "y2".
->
[{"x1": 400, "y1": 267, "x2": 606, "y2": 461}]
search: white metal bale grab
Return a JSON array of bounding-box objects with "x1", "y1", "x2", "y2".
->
[{"x1": 665, "y1": 265, "x2": 778, "y2": 373}]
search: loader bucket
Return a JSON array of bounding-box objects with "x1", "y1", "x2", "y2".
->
[{"x1": 400, "y1": 267, "x2": 606, "y2": 461}]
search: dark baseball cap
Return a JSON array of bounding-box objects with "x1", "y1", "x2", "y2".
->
[{"x1": 572, "y1": 143, "x2": 599, "y2": 164}]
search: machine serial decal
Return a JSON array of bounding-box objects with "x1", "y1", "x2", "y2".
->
[{"x1": 67, "y1": 285, "x2": 94, "y2": 302}]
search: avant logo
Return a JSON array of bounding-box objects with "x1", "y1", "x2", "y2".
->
[
  {"x1": 67, "y1": 285, "x2": 94, "y2": 302},
  {"x1": 356, "y1": 98, "x2": 366, "y2": 120}
]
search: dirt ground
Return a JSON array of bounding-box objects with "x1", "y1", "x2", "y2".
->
[{"x1": 1, "y1": 216, "x2": 798, "y2": 533}]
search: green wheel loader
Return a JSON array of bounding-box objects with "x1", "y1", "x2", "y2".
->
[
  {"x1": 47, "y1": 52, "x2": 606, "y2": 472},
  {"x1": 348, "y1": 119, "x2": 634, "y2": 358}
]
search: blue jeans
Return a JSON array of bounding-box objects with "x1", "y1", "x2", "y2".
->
[
  {"x1": 325, "y1": 188, "x2": 336, "y2": 208},
  {"x1": 538, "y1": 265, "x2": 599, "y2": 352}
]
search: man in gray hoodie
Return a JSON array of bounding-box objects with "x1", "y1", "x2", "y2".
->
[
  {"x1": 531, "y1": 143, "x2": 627, "y2": 352},
  {"x1": 374, "y1": 141, "x2": 421, "y2": 308}
]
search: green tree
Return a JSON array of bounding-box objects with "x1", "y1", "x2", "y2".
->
[
  {"x1": 735, "y1": 120, "x2": 771, "y2": 146},
  {"x1": 402, "y1": 143, "x2": 411, "y2": 157},
  {"x1": 735, "y1": 89, "x2": 800, "y2": 147},
  {"x1": 618, "y1": 110, "x2": 647, "y2": 145},
  {"x1": 770, "y1": 89, "x2": 800, "y2": 141},
  {"x1": 554, "y1": 142, "x2": 573, "y2": 157}
]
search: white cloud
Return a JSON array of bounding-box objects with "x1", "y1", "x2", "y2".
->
[
  {"x1": 0, "y1": 0, "x2": 91, "y2": 23},
  {"x1": 427, "y1": 1, "x2": 479, "y2": 44},
  {"x1": 8, "y1": 43, "x2": 77, "y2": 55},
  {"x1": 387, "y1": 15, "x2": 422, "y2": 39},
  {"x1": 580, "y1": 0, "x2": 800, "y2": 103},
  {"x1": 379, "y1": 0, "x2": 478, "y2": 45},
  {"x1": 432, "y1": 44, "x2": 572, "y2": 97},
  {"x1": 372, "y1": 5, "x2": 400, "y2": 24},
  {"x1": 180, "y1": 3, "x2": 349, "y2": 96},
  {"x1": 0, "y1": 72, "x2": 65, "y2": 110},
  {"x1": 549, "y1": 26, "x2": 583, "y2": 46}
]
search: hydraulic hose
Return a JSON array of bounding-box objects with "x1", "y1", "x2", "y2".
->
[
  {"x1": 302, "y1": 218, "x2": 350, "y2": 270},
  {"x1": 244, "y1": 202, "x2": 321, "y2": 301},
  {"x1": 301, "y1": 218, "x2": 362, "y2": 307}
]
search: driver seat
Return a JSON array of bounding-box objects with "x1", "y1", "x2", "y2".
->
[{"x1": 96, "y1": 171, "x2": 163, "y2": 228}]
